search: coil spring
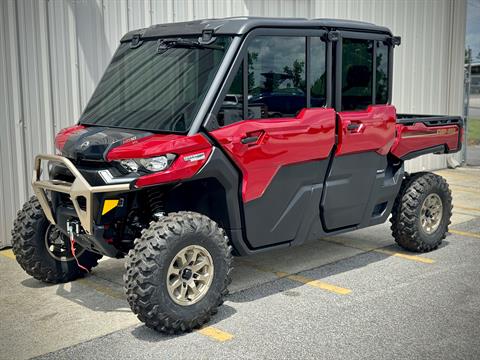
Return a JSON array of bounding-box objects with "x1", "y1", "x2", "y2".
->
[{"x1": 147, "y1": 188, "x2": 165, "y2": 218}]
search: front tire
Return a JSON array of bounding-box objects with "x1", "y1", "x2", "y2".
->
[
  {"x1": 11, "y1": 196, "x2": 102, "y2": 283},
  {"x1": 390, "y1": 172, "x2": 452, "y2": 252},
  {"x1": 124, "y1": 212, "x2": 232, "y2": 333}
]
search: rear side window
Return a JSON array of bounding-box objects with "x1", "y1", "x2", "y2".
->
[
  {"x1": 310, "y1": 37, "x2": 327, "y2": 107},
  {"x1": 376, "y1": 41, "x2": 389, "y2": 104},
  {"x1": 341, "y1": 38, "x2": 373, "y2": 111},
  {"x1": 247, "y1": 36, "x2": 306, "y2": 118}
]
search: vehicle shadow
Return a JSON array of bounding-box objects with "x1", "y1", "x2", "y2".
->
[
  {"x1": 129, "y1": 303, "x2": 237, "y2": 342},
  {"x1": 17, "y1": 227, "x2": 447, "y2": 336},
  {"x1": 227, "y1": 234, "x2": 448, "y2": 304},
  {"x1": 20, "y1": 259, "x2": 131, "y2": 313}
]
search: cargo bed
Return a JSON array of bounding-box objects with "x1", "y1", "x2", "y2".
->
[{"x1": 391, "y1": 114, "x2": 463, "y2": 160}]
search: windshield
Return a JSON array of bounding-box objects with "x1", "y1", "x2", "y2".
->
[{"x1": 79, "y1": 36, "x2": 232, "y2": 133}]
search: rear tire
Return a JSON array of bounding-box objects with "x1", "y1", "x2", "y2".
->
[
  {"x1": 390, "y1": 172, "x2": 452, "y2": 252},
  {"x1": 124, "y1": 211, "x2": 232, "y2": 333},
  {"x1": 11, "y1": 196, "x2": 102, "y2": 283}
]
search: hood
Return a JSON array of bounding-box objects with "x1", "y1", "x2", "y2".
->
[{"x1": 57, "y1": 126, "x2": 153, "y2": 161}]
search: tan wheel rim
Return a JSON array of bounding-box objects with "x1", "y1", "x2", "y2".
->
[
  {"x1": 166, "y1": 245, "x2": 214, "y2": 306},
  {"x1": 420, "y1": 193, "x2": 443, "y2": 234}
]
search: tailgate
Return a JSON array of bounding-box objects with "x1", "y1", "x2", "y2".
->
[{"x1": 391, "y1": 115, "x2": 463, "y2": 160}]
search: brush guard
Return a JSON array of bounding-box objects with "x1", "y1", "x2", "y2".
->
[{"x1": 32, "y1": 154, "x2": 131, "y2": 235}]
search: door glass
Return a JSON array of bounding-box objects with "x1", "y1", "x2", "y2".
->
[
  {"x1": 341, "y1": 38, "x2": 373, "y2": 111},
  {"x1": 217, "y1": 64, "x2": 243, "y2": 126},
  {"x1": 376, "y1": 41, "x2": 389, "y2": 104},
  {"x1": 310, "y1": 37, "x2": 327, "y2": 107},
  {"x1": 247, "y1": 36, "x2": 306, "y2": 118}
]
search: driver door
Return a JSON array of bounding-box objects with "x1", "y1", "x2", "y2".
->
[{"x1": 209, "y1": 32, "x2": 336, "y2": 248}]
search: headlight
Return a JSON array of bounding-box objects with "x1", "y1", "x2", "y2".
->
[
  {"x1": 139, "y1": 156, "x2": 169, "y2": 172},
  {"x1": 118, "y1": 154, "x2": 176, "y2": 173},
  {"x1": 120, "y1": 159, "x2": 139, "y2": 172}
]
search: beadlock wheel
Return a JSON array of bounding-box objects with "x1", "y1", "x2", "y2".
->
[
  {"x1": 420, "y1": 193, "x2": 443, "y2": 235},
  {"x1": 124, "y1": 211, "x2": 233, "y2": 333},
  {"x1": 166, "y1": 245, "x2": 214, "y2": 306},
  {"x1": 390, "y1": 172, "x2": 452, "y2": 253}
]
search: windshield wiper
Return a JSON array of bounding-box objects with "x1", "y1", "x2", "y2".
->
[{"x1": 157, "y1": 38, "x2": 224, "y2": 53}]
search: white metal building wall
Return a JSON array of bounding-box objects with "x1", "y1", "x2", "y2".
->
[{"x1": 0, "y1": 0, "x2": 467, "y2": 248}]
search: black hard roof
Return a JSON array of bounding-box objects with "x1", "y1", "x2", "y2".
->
[{"x1": 121, "y1": 16, "x2": 392, "y2": 42}]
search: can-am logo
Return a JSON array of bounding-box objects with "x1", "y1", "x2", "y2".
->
[
  {"x1": 79, "y1": 140, "x2": 90, "y2": 150},
  {"x1": 183, "y1": 153, "x2": 206, "y2": 162},
  {"x1": 123, "y1": 136, "x2": 137, "y2": 144}
]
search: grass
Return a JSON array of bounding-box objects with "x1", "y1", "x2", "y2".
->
[{"x1": 467, "y1": 118, "x2": 480, "y2": 145}]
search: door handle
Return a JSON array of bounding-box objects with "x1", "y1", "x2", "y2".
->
[
  {"x1": 240, "y1": 130, "x2": 264, "y2": 145},
  {"x1": 346, "y1": 122, "x2": 364, "y2": 133},
  {"x1": 241, "y1": 136, "x2": 260, "y2": 144}
]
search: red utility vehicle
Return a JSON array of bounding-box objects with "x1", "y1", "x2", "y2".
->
[{"x1": 12, "y1": 17, "x2": 463, "y2": 333}]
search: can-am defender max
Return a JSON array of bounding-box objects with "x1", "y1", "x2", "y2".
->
[{"x1": 12, "y1": 18, "x2": 463, "y2": 333}]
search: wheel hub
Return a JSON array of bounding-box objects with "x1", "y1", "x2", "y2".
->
[
  {"x1": 166, "y1": 245, "x2": 214, "y2": 306},
  {"x1": 44, "y1": 224, "x2": 84, "y2": 262},
  {"x1": 181, "y1": 268, "x2": 193, "y2": 281},
  {"x1": 420, "y1": 193, "x2": 443, "y2": 234}
]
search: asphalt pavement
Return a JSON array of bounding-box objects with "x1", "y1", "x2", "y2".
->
[
  {"x1": 31, "y1": 218, "x2": 480, "y2": 360},
  {"x1": 0, "y1": 168, "x2": 479, "y2": 360}
]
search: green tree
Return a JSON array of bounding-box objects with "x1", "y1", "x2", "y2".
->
[{"x1": 283, "y1": 59, "x2": 305, "y2": 89}]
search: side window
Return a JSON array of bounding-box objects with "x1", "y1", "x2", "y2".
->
[
  {"x1": 341, "y1": 38, "x2": 373, "y2": 111},
  {"x1": 376, "y1": 41, "x2": 389, "y2": 104},
  {"x1": 310, "y1": 37, "x2": 327, "y2": 107},
  {"x1": 248, "y1": 36, "x2": 306, "y2": 118},
  {"x1": 217, "y1": 63, "x2": 243, "y2": 127}
]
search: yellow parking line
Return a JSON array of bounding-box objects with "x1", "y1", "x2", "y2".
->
[
  {"x1": 0, "y1": 249, "x2": 15, "y2": 260},
  {"x1": 450, "y1": 229, "x2": 480, "y2": 239},
  {"x1": 374, "y1": 249, "x2": 435, "y2": 264},
  {"x1": 323, "y1": 238, "x2": 435, "y2": 264},
  {"x1": 275, "y1": 272, "x2": 351, "y2": 295},
  {"x1": 237, "y1": 260, "x2": 351, "y2": 295},
  {"x1": 77, "y1": 278, "x2": 125, "y2": 300},
  {"x1": 454, "y1": 205, "x2": 480, "y2": 213},
  {"x1": 197, "y1": 326, "x2": 234, "y2": 342},
  {"x1": 450, "y1": 185, "x2": 480, "y2": 195}
]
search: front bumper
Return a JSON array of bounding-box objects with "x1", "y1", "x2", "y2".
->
[{"x1": 32, "y1": 154, "x2": 132, "y2": 235}]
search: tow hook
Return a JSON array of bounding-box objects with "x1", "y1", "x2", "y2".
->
[{"x1": 66, "y1": 219, "x2": 89, "y2": 272}]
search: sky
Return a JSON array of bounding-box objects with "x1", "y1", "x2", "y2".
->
[{"x1": 467, "y1": 0, "x2": 480, "y2": 63}]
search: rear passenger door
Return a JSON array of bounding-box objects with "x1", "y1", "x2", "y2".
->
[
  {"x1": 208, "y1": 29, "x2": 336, "y2": 248},
  {"x1": 321, "y1": 32, "x2": 397, "y2": 230}
]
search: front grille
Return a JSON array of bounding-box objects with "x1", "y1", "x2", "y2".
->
[{"x1": 58, "y1": 193, "x2": 86, "y2": 211}]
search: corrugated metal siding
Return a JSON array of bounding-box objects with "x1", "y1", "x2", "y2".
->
[{"x1": 0, "y1": 0, "x2": 467, "y2": 248}]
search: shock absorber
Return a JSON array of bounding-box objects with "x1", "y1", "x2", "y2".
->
[{"x1": 147, "y1": 188, "x2": 166, "y2": 220}]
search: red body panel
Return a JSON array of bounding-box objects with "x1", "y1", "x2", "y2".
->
[
  {"x1": 210, "y1": 108, "x2": 336, "y2": 202},
  {"x1": 106, "y1": 133, "x2": 212, "y2": 187},
  {"x1": 55, "y1": 125, "x2": 85, "y2": 151},
  {"x1": 337, "y1": 105, "x2": 397, "y2": 156},
  {"x1": 391, "y1": 122, "x2": 460, "y2": 159},
  {"x1": 135, "y1": 147, "x2": 213, "y2": 187},
  {"x1": 106, "y1": 133, "x2": 211, "y2": 161}
]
